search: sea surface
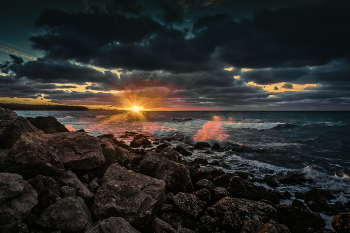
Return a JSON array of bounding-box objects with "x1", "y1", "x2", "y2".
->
[{"x1": 16, "y1": 110, "x2": 350, "y2": 204}]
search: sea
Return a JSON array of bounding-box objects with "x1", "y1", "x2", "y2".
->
[{"x1": 16, "y1": 110, "x2": 350, "y2": 205}]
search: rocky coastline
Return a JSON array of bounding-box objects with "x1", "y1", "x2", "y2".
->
[{"x1": 0, "y1": 107, "x2": 349, "y2": 233}]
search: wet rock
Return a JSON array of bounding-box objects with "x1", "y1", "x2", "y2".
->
[
  {"x1": 28, "y1": 174, "x2": 60, "y2": 209},
  {"x1": 41, "y1": 132, "x2": 105, "y2": 170},
  {"x1": 330, "y1": 202, "x2": 348, "y2": 215},
  {"x1": 207, "y1": 197, "x2": 278, "y2": 232},
  {"x1": 0, "y1": 173, "x2": 38, "y2": 225},
  {"x1": 198, "y1": 215, "x2": 218, "y2": 233},
  {"x1": 194, "y1": 142, "x2": 211, "y2": 150},
  {"x1": 86, "y1": 217, "x2": 140, "y2": 233},
  {"x1": 195, "y1": 188, "x2": 212, "y2": 204},
  {"x1": 0, "y1": 107, "x2": 18, "y2": 139},
  {"x1": 276, "y1": 174, "x2": 307, "y2": 185},
  {"x1": 159, "y1": 147, "x2": 182, "y2": 163},
  {"x1": 176, "y1": 229, "x2": 195, "y2": 233},
  {"x1": 193, "y1": 157, "x2": 208, "y2": 165},
  {"x1": 174, "y1": 146, "x2": 192, "y2": 157},
  {"x1": 254, "y1": 185, "x2": 280, "y2": 204},
  {"x1": 156, "y1": 143, "x2": 170, "y2": 153},
  {"x1": 58, "y1": 170, "x2": 94, "y2": 202},
  {"x1": 213, "y1": 187, "x2": 231, "y2": 202},
  {"x1": 304, "y1": 189, "x2": 332, "y2": 212},
  {"x1": 0, "y1": 149, "x2": 9, "y2": 172},
  {"x1": 292, "y1": 199, "x2": 308, "y2": 210},
  {"x1": 264, "y1": 175, "x2": 279, "y2": 188},
  {"x1": 27, "y1": 116, "x2": 69, "y2": 134},
  {"x1": 153, "y1": 218, "x2": 176, "y2": 233},
  {"x1": 332, "y1": 213, "x2": 350, "y2": 233},
  {"x1": 240, "y1": 219, "x2": 291, "y2": 233},
  {"x1": 196, "y1": 179, "x2": 216, "y2": 192},
  {"x1": 1, "y1": 116, "x2": 39, "y2": 149},
  {"x1": 173, "y1": 192, "x2": 205, "y2": 220},
  {"x1": 3, "y1": 132, "x2": 65, "y2": 179},
  {"x1": 36, "y1": 196, "x2": 93, "y2": 232},
  {"x1": 88, "y1": 177, "x2": 100, "y2": 193},
  {"x1": 209, "y1": 170, "x2": 225, "y2": 179},
  {"x1": 277, "y1": 204, "x2": 325, "y2": 233},
  {"x1": 283, "y1": 191, "x2": 292, "y2": 199},
  {"x1": 60, "y1": 186, "x2": 76, "y2": 197},
  {"x1": 91, "y1": 163, "x2": 166, "y2": 230},
  {"x1": 0, "y1": 222, "x2": 29, "y2": 233},
  {"x1": 295, "y1": 191, "x2": 305, "y2": 199},
  {"x1": 213, "y1": 174, "x2": 230, "y2": 188},
  {"x1": 235, "y1": 171, "x2": 253, "y2": 180},
  {"x1": 130, "y1": 135, "x2": 152, "y2": 148},
  {"x1": 227, "y1": 176, "x2": 260, "y2": 200}
]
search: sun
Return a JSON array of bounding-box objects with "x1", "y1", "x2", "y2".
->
[{"x1": 131, "y1": 106, "x2": 143, "y2": 112}]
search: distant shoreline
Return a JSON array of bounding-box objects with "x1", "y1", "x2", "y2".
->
[{"x1": 0, "y1": 103, "x2": 89, "y2": 111}]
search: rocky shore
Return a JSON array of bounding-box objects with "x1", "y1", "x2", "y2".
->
[{"x1": 0, "y1": 107, "x2": 349, "y2": 233}]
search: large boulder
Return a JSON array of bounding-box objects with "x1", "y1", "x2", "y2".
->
[
  {"x1": 41, "y1": 132, "x2": 105, "y2": 170},
  {"x1": 227, "y1": 176, "x2": 260, "y2": 200},
  {"x1": 207, "y1": 197, "x2": 278, "y2": 232},
  {"x1": 0, "y1": 173, "x2": 38, "y2": 225},
  {"x1": 58, "y1": 170, "x2": 94, "y2": 202},
  {"x1": 159, "y1": 147, "x2": 182, "y2": 163},
  {"x1": 130, "y1": 135, "x2": 152, "y2": 148},
  {"x1": 194, "y1": 142, "x2": 211, "y2": 150},
  {"x1": 332, "y1": 213, "x2": 350, "y2": 233},
  {"x1": 0, "y1": 149, "x2": 9, "y2": 172},
  {"x1": 240, "y1": 219, "x2": 290, "y2": 233},
  {"x1": 36, "y1": 196, "x2": 93, "y2": 232},
  {"x1": 3, "y1": 132, "x2": 65, "y2": 179},
  {"x1": 152, "y1": 217, "x2": 176, "y2": 233},
  {"x1": 0, "y1": 222, "x2": 29, "y2": 233},
  {"x1": 100, "y1": 138, "x2": 134, "y2": 166},
  {"x1": 1, "y1": 116, "x2": 39, "y2": 149},
  {"x1": 86, "y1": 217, "x2": 140, "y2": 233},
  {"x1": 277, "y1": 204, "x2": 325, "y2": 233},
  {"x1": 26, "y1": 116, "x2": 69, "y2": 134},
  {"x1": 28, "y1": 174, "x2": 60, "y2": 209},
  {"x1": 139, "y1": 152, "x2": 192, "y2": 193},
  {"x1": 173, "y1": 192, "x2": 205, "y2": 220},
  {"x1": 0, "y1": 107, "x2": 18, "y2": 139},
  {"x1": 91, "y1": 163, "x2": 166, "y2": 230}
]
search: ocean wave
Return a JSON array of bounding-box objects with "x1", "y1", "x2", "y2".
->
[{"x1": 222, "y1": 122, "x2": 285, "y2": 131}]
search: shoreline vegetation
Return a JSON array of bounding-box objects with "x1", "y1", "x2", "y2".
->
[
  {"x1": 0, "y1": 106, "x2": 348, "y2": 233},
  {"x1": 0, "y1": 103, "x2": 89, "y2": 111}
]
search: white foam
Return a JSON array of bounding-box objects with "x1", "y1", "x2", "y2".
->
[{"x1": 221, "y1": 122, "x2": 284, "y2": 131}]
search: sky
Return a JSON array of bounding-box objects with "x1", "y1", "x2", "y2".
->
[{"x1": 0, "y1": 0, "x2": 349, "y2": 111}]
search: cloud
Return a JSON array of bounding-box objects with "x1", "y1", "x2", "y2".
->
[{"x1": 282, "y1": 83, "x2": 293, "y2": 89}]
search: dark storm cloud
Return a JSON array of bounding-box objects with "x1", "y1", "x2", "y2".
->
[
  {"x1": 157, "y1": 2, "x2": 184, "y2": 25},
  {"x1": 282, "y1": 83, "x2": 293, "y2": 89}
]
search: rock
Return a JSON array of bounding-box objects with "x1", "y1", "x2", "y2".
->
[
  {"x1": 235, "y1": 171, "x2": 253, "y2": 180},
  {"x1": 0, "y1": 149, "x2": 9, "y2": 172},
  {"x1": 276, "y1": 174, "x2": 307, "y2": 185},
  {"x1": 28, "y1": 174, "x2": 60, "y2": 209},
  {"x1": 195, "y1": 188, "x2": 212, "y2": 204},
  {"x1": 264, "y1": 175, "x2": 279, "y2": 188},
  {"x1": 88, "y1": 177, "x2": 100, "y2": 193},
  {"x1": 254, "y1": 185, "x2": 280, "y2": 204},
  {"x1": 0, "y1": 173, "x2": 38, "y2": 225},
  {"x1": 193, "y1": 157, "x2": 208, "y2": 165},
  {"x1": 240, "y1": 219, "x2": 291, "y2": 233},
  {"x1": 194, "y1": 142, "x2": 211, "y2": 150},
  {"x1": 99, "y1": 138, "x2": 116, "y2": 165},
  {"x1": 159, "y1": 147, "x2": 182, "y2": 163},
  {"x1": 156, "y1": 143, "x2": 170, "y2": 153},
  {"x1": 36, "y1": 196, "x2": 93, "y2": 232},
  {"x1": 130, "y1": 135, "x2": 152, "y2": 148},
  {"x1": 196, "y1": 179, "x2": 216, "y2": 192},
  {"x1": 41, "y1": 132, "x2": 105, "y2": 170},
  {"x1": 283, "y1": 191, "x2": 292, "y2": 199},
  {"x1": 139, "y1": 152, "x2": 192, "y2": 193},
  {"x1": 60, "y1": 186, "x2": 76, "y2": 197},
  {"x1": 0, "y1": 222, "x2": 29, "y2": 233},
  {"x1": 332, "y1": 213, "x2": 350, "y2": 233},
  {"x1": 213, "y1": 174, "x2": 230, "y2": 188},
  {"x1": 277, "y1": 204, "x2": 325, "y2": 233},
  {"x1": 26, "y1": 116, "x2": 69, "y2": 134},
  {"x1": 304, "y1": 189, "x2": 333, "y2": 212},
  {"x1": 58, "y1": 170, "x2": 94, "y2": 202},
  {"x1": 176, "y1": 229, "x2": 195, "y2": 233},
  {"x1": 209, "y1": 170, "x2": 225, "y2": 178},
  {"x1": 295, "y1": 191, "x2": 305, "y2": 199},
  {"x1": 160, "y1": 212, "x2": 183, "y2": 230},
  {"x1": 198, "y1": 215, "x2": 218, "y2": 233},
  {"x1": 91, "y1": 163, "x2": 166, "y2": 230},
  {"x1": 207, "y1": 197, "x2": 278, "y2": 232},
  {"x1": 153, "y1": 217, "x2": 176, "y2": 233},
  {"x1": 86, "y1": 217, "x2": 140, "y2": 233},
  {"x1": 1, "y1": 116, "x2": 39, "y2": 149},
  {"x1": 227, "y1": 176, "x2": 260, "y2": 200},
  {"x1": 330, "y1": 202, "x2": 348, "y2": 215},
  {"x1": 174, "y1": 146, "x2": 192, "y2": 157},
  {"x1": 0, "y1": 107, "x2": 18, "y2": 139},
  {"x1": 213, "y1": 187, "x2": 231, "y2": 202},
  {"x1": 173, "y1": 192, "x2": 205, "y2": 220},
  {"x1": 292, "y1": 199, "x2": 308, "y2": 210}
]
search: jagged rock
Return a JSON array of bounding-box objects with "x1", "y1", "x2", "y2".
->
[
  {"x1": 28, "y1": 174, "x2": 60, "y2": 209},
  {"x1": 130, "y1": 135, "x2": 151, "y2": 148},
  {"x1": 193, "y1": 157, "x2": 208, "y2": 165},
  {"x1": 0, "y1": 173, "x2": 38, "y2": 225},
  {"x1": 213, "y1": 174, "x2": 230, "y2": 188},
  {"x1": 1, "y1": 116, "x2": 39, "y2": 149},
  {"x1": 276, "y1": 174, "x2": 307, "y2": 185},
  {"x1": 295, "y1": 191, "x2": 305, "y2": 199},
  {"x1": 283, "y1": 191, "x2": 292, "y2": 199},
  {"x1": 277, "y1": 204, "x2": 325, "y2": 233},
  {"x1": 159, "y1": 147, "x2": 182, "y2": 163},
  {"x1": 160, "y1": 212, "x2": 183, "y2": 230},
  {"x1": 99, "y1": 138, "x2": 116, "y2": 165},
  {"x1": 0, "y1": 149, "x2": 9, "y2": 172},
  {"x1": 198, "y1": 215, "x2": 218, "y2": 233},
  {"x1": 195, "y1": 188, "x2": 212, "y2": 204},
  {"x1": 3, "y1": 132, "x2": 65, "y2": 179},
  {"x1": 86, "y1": 217, "x2": 140, "y2": 233},
  {"x1": 156, "y1": 143, "x2": 170, "y2": 153},
  {"x1": 254, "y1": 185, "x2": 280, "y2": 204},
  {"x1": 173, "y1": 192, "x2": 205, "y2": 220},
  {"x1": 196, "y1": 179, "x2": 216, "y2": 192},
  {"x1": 292, "y1": 199, "x2": 308, "y2": 210},
  {"x1": 176, "y1": 229, "x2": 195, "y2": 233},
  {"x1": 36, "y1": 196, "x2": 93, "y2": 232},
  {"x1": 213, "y1": 187, "x2": 231, "y2": 202},
  {"x1": 153, "y1": 218, "x2": 176, "y2": 233},
  {"x1": 26, "y1": 116, "x2": 69, "y2": 134},
  {"x1": 91, "y1": 163, "x2": 166, "y2": 230},
  {"x1": 209, "y1": 170, "x2": 226, "y2": 178},
  {"x1": 264, "y1": 175, "x2": 279, "y2": 188},
  {"x1": 227, "y1": 176, "x2": 260, "y2": 200},
  {"x1": 194, "y1": 142, "x2": 211, "y2": 150},
  {"x1": 139, "y1": 152, "x2": 192, "y2": 193},
  {"x1": 207, "y1": 197, "x2": 278, "y2": 232},
  {"x1": 0, "y1": 107, "x2": 18, "y2": 139},
  {"x1": 58, "y1": 170, "x2": 94, "y2": 202},
  {"x1": 41, "y1": 132, "x2": 105, "y2": 170},
  {"x1": 332, "y1": 213, "x2": 350, "y2": 233},
  {"x1": 60, "y1": 186, "x2": 76, "y2": 197},
  {"x1": 0, "y1": 222, "x2": 29, "y2": 233},
  {"x1": 304, "y1": 189, "x2": 333, "y2": 212},
  {"x1": 174, "y1": 146, "x2": 192, "y2": 157},
  {"x1": 240, "y1": 219, "x2": 290, "y2": 233},
  {"x1": 88, "y1": 177, "x2": 100, "y2": 193}
]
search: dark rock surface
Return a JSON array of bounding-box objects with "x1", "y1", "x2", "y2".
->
[
  {"x1": 130, "y1": 135, "x2": 152, "y2": 148},
  {"x1": 60, "y1": 185, "x2": 77, "y2": 197},
  {"x1": 277, "y1": 204, "x2": 325, "y2": 233},
  {"x1": 207, "y1": 197, "x2": 278, "y2": 232},
  {"x1": 0, "y1": 173, "x2": 38, "y2": 225},
  {"x1": 153, "y1": 217, "x2": 176, "y2": 233},
  {"x1": 0, "y1": 222, "x2": 29, "y2": 233},
  {"x1": 332, "y1": 213, "x2": 350, "y2": 233},
  {"x1": 198, "y1": 215, "x2": 218, "y2": 233},
  {"x1": 0, "y1": 149, "x2": 8, "y2": 172},
  {"x1": 0, "y1": 107, "x2": 18, "y2": 139},
  {"x1": 173, "y1": 192, "x2": 205, "y2": 220},
  {"x1": 240, "y1": 219, "x2": 291, "y2": 233},
  {"x1": 36, "y1": 196, "x2": 93, "y2": 232},
  {"x1": 195, "y1": 179, "x2": 216, "y2": 192},
  {"x1": 1, "y1": 116, "x2": 39, "y2": 149},
  {"x1": 227, "y1": 176, "x2": 260, "y2": 200},
  {"x1": 91, "y1": 163, "x2": 166, "y2": 230},
  {"x1": 193, "y1": 142, "x2": 211, "y2": 150},
  {"x1": 174, "y1": 146, "x2": 192, "y2": 157},
  {"x1": 28, "y1": 174, "x2": 60, "y2": 209},
  {"x1": 27, "y1": 116, "x2": 69, "y2": 134},
  {"x1": 86, "y1": 217, "x2": 140, "y2": 233}
]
